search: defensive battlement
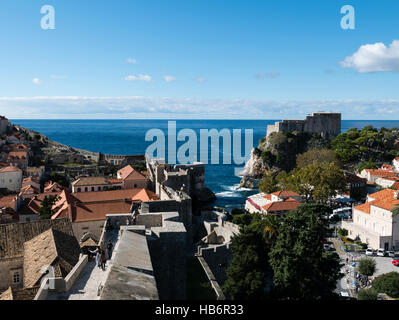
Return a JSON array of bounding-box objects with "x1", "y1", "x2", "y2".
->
[{"x1": 266, "y1": 112, "x2": 341, "y2": 139}]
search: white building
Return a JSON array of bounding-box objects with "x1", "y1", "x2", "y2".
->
[
  {"x1": 341, "y1": 189, "x2": 399, "y2": 251},
  {"x1": 393, "y1": 157, "x2": 399, "y2": 171},
  {"x1": 245, "y1": 190, "x2": 302, "y2": 215},
  {"x1": 0, "y1": 166, "x2": 22, "y2": 192}
]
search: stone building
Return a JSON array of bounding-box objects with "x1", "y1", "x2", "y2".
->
[
  {"x1": 71, "y1": 176, "x2": 123, "y2": 193},
  {"x1": 266, "y1": 112, "x2": 341, "y2": 139},
  {"x1": 7, "y1": 150, "x2": 29, "y2": 169},
  {"x1": 341, "y1": 189, "x2": 399, "y2": 250},
  {"x1": 0, "y1": 219, "x2": 77, "y2": 293},
  {"x1": 51, "y1": 188, "x2": 159, "y2": 240},
  {"x1": 117, "y1": 165, "x2": 148, "y2": 189},
  {"x1": 0, "y1": 166, "x2": 22, "y2": 192}
]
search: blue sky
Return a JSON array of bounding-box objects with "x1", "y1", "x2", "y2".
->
[{"x1": 1, "y1": 0, "x2": 399, "y2": 119}]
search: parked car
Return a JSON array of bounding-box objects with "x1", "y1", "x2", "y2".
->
[
  {"x1": 377, "y1": 248, "x2": 386, "y2": 257},
  {"x1": 388, "y1": 250, "x2": 396, "y2": 257},
  {"x1": 323, "y1": 243, "x2": 331, "y2": 251},
  {"x1": 365, "y1": 248, "x2": 374, "y2": 256},
  {"x1": 392, "y1": 259, "x2": 399, "y2": 266}
]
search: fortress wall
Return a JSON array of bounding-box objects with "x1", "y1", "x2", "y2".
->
[
  {"x1": 303, "y1": 113, "x2": 341, "y2": 138},
  {"x1": 198, "y1": 243, "x2": 233, "y2": 286},
  {"x1": 266, "y1": 112, "x2": 341, "y2": 139}
]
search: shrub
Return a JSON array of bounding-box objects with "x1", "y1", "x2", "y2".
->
[
  {"x1": 372, "y1": 272, "x2": 399, "y2": 298},
  {"x1": 357, "y1": 288, "x2": 378, "y2": 300},
  {"x1": 357, "y1": 257, "x2": 376, "y2": 278}
]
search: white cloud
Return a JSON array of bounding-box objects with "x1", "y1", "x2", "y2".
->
[
  {"x1": 163, "y1": 75, "x2": 176, "y2": 83},
  {"x1": 127, "y1": 58, "x2": 137, "y2": 64},
  {"x1": 125, "y1": 74, "x2": 153, "y2": 82},
  {"x1": 32, "y1": 78, "x2": 42, "y2": 85},
  {"x1": 0, "y1": 96, "x2": 398, "y2": 120},
  {"x1": 195, "y1": 77, "x2": 206, "y2": 83},
  {"x1": 340, "y1": 40, "x2": 399, "y2": 73}
]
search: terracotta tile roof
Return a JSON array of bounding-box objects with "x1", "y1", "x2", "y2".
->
[
  {"x1": 13, "y1": 144, "x2": 29, "y2": 151},
  {"x1": 0, "y1": 166, "x2": 21, "y2": 173},
  {"x1": 71, "y1": 201, "x2": 133, "y2": 222},
  {"x1": 0, "y1": 195, "x2": 17, "y2": 209},
  {"x1": 354, "y1": 202, "x2": 371, "y2": 214},
  {"x1": 44, "y1": 181, "x2": 66, "y2": 193},
  {"x1": 369, "y1": 188, "x2": 396, "y2": 201},
  {"x1": 271, "y1": 190, "x2": 299, "y2": 198},
  {"x1": 365, "y1": 169, "x2": 396, "y2": 177},
  {"x1": 262, "y1": 199, "x2": 301, "y2": 212},
  {"x1": 262, "y1": 194, "x2": 272, "y2": 200},
  {"x1": 72, "y1": 177, "x2": 109, "y2": 186},
  {"x1": 0, "y1": 286, "x2": 39, "y2": 300},
  {"x1": 0, "y1": 218, "x2": 75, "y2": 259},
  {"x1": 382, "y1": 164, "x2": 394, "y2": 170},
  {"x1": 20, "y1": 184, "x2": 40, "y2": 195},
  {"x1": 73, "y1": 188, "x2": 158, "y2": 203},
  {"x1": 392, "y1": 182, "x2": 399, "y2": 190},
  {"x1": 22, "y1": 176, "x2": 40, "y2": 185},
  {"x1": 51, "y1": 189, "x2": 158, "y2": 223},
  {"x1": 23, "y1": 228, "x2": 80, "y2": 288},
  {"x1": 118, "y1": 165, "x2": 146, "y2": 181},
  {"x1": 8, "y1": 151, "x2": 28, "y2": 159},
  {"x1": 372, "y1": 198, "x2": 399, "y2": 212}
]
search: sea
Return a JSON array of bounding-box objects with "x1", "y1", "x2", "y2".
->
[{"x1": 11, "y1": 119, "x2": 399, "y2": 210}]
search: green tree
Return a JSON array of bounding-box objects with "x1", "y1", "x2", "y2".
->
[
  {"x1": 222, "y1": 219, "x2": 270, "y2": 300},
  {"x1": 372, "y1": 272, "x2": 399, "y2": 298},
  {"x1": 49, "y1": 172, "x2": 69, "y2": 188},
  {"x1": 357, "y1": 257, "x2": 376, "y2": 280},
  {"x1": 357, "y1": 287, "x2": 378, "y2": 300},
  {"x1": 337, "y1": 228, "x2": 348, "y2": 238},
  {"x1": 258, "y1": 172, "x2": 278, "y2": 194},
  {"x1": 357, "y1": 160, "x2": 378, "y2": 173},
  {"x1": 296, "y1": 149, "x2": 339, "y2": 168},
  {"x1": 232, "y1": 213, "x2": 256, "y2": 227},
  {"x1": 268, "y1": 207, "x2": 342, "y2": 300},
  {"x1": 278, "y1": 162, "x2": 347, "y2": 204},
  {"x1": 39, "y1": 195, "x2": 58, "y2": 220}
]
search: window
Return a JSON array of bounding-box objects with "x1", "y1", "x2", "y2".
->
[
  {"x1": 77, "y1": 188, "x2": 81, "y2": 192},
  {"x1": 134, "y1": 184, "x2": 137, "y2": 188},
  {"x1": 382, "y1": 226, "x2": 385, "y2": 235},
  {"x1": 13, "y1": 272, "x2": 20, "y2": 284},
  {"x1": 85, "y1": 187, "x2": 88, "y2": 192},
  {"x1": 91, "y1": 187, "x2": 95, "y2": 192}
]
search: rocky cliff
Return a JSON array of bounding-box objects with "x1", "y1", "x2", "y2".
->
[{"x1": 239, "y1": 131, "x2": 330, "y2": 189}]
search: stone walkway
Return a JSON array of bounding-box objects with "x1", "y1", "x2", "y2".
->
[{"x1": 48, "y1": 229, "x2": 120, "y2": 300}]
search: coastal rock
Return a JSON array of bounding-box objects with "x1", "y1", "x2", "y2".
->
[
  {"x1": 195, "y1": 186, "x2": 217, "y2": 203},
  {"x1": 239, "y1": 176, "x2": 259, "y2": 189},
  {"x1": 239, "y1": 148, "x2": 267, "y2": 188}
]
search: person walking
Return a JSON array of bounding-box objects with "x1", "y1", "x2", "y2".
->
[
  {"x1": 100, "y1": 250, "x2": 107, "y2": 271},
  {"x1": 89, "y1": 248, "x2": 101, "y2": 268},
  {"x1": 107, "y1": 240, "x2": 113, "y2": 260}
]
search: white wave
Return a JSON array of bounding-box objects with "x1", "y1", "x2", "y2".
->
[{"x1": 215, "y1": 191, "x2": 241, "y2": 198}]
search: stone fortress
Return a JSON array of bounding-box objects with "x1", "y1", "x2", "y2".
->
[{"x1": 266, "y1": 112, "x2": 342, "y2": 139}]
